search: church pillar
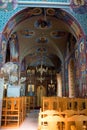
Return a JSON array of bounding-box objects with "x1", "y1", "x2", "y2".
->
[
  {"x1": 68, "y1": 59, "x2": 75, "y2": 98},
  {"x1": 56, "y1": 73, "x2": 62, "y2": 97}
]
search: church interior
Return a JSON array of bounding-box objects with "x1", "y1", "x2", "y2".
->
[{"x1": 0, "y1": 0, "x2": 87, "y2": 130}]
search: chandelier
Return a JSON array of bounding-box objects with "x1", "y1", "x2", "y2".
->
[
  {"x1": 36, "y1": 61, "x2": 48, "y2": 83},
  {"x1": 36, "y1": 62, "x2": 48, "y2": 76},
  {"x1": 36, "y1": 43, "x2": 48, "y2": 76},
  {"x1": 37, "y1": 76, "x2": 45, "y2": 83}
]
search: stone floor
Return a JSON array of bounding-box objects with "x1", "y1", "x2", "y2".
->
[{"x1": 1, "y1": 109, "x2": 39, "y2": 130}]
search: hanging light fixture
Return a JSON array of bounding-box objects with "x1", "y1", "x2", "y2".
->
[
  {"x1": 37, "y1": 75, "x2": 45, "y2": 83},
  {"x1": 36, "y1": 61, "x2": 48, "y2": 76},
  {"x1": 36, "y1": 40, "x2": 48, "y2": 76},
  {"x1": 36, "y1": 53, "x2": 48, "y2": 77},
  {"x1": 36, "y1": 60, "x2": 48, "y2": 83}
]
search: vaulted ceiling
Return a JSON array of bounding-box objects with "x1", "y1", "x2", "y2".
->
[{"x1": 9, "y1": 8, "x2": 76, "y2": 72}]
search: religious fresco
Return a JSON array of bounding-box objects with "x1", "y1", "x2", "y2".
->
[
  {"x1": 79, "y1": 38, "x2": 87, "y2": 97},
  {"x1": 34, "y1": 8, "x2": 53, "y2": 29},
  {"x1": 0, "y1": 54, "x2": 3, "y2": 64},
  {"x1": 2, "y1": 8, "x2": 84, "y2": 41},
  {"x1": 0, "y1": 0, "x2": 18, "y2": 11},
  {"x1": 48, "y1": 83, "x2": 56, "y2": 96},
  {"x1": 21, "y1": 59, "x2": 26, "y2": 71},
  {"x1": 20, "y1": 29, "x2": 34, "y2": 38},
  {"x1": 74, "y1": 46, "x2": 80, "y2": 97},
  {"x1": 70, "y1": 0, "x2": 87, "y2": 14},
  {"x1": 27, "y1": 84, "x2": 34, "y2": 96},
  {"x1": 0, "y1": 34, "x2": 7, "y2": 66},
  {"x1": 69, "y1": 37, "x2": 87, "y2": 97},
  {"x1": 65, "y1": 32, "x2": 77, "y2": 96},
  {"x1": 36, "y1": 37, "x2": 48, "y2": 44},
  {"x1": 55, "y1": 9, "x2": 83, "y2": 40},
  {"x1": 0, "y1": 7, "x2": 86, "y2": 98},
  {"x1": 65, "y1": 33, "x2": 76, "y2": 61},
  {"x1": 34, "y1": 18, "x2": 51, "y2": 29},
  {"x1": 0, "y1": 33, "x2": 2, "y2": 65},
  {"x1": 36, "y1": 47, "x2": 47, "y2": 54},
  {"x1": 75, "y1": 49, "x2": 78, "y2": 59},
  {"x1": 46, "y1": 8, "x2": 56, "y2": 16},
  {"x1": 3, "y1": 19, "x2": 16, "y2": 39},
  {"x1": 9, "y1": 32, "x2": 19, "y2": 62},
  {"x1": 1, "y1": 39, "x2": 7, "y2": 53},
  {"x1": 65, "y1": 35, "x2": 87, "y2": 97},
  {"x1": 51, "y1": 30, "x2": 66, "y2": 39}
]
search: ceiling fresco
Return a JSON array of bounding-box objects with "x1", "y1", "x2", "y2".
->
[
  {"x1": 0, "y1": 0, "x2": 87, "y2": 14},
  {"x1": 3, "y1": 7, "x2": 81, "y2": 72},
  {"x1": 3, "y1": 8, "x2": 83, "y2": 39},
  {"x1": 70, "y1": 0, "x2": 87, "y2": 14},
  {"x1": 0, "y1": 4, "x2": 86, "y2": 71}
]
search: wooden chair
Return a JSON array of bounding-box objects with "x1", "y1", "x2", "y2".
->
[{"x1": 71, "y1": 125, "x2": 76, "y2": 130}]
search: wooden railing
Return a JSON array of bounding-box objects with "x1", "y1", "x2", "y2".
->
[
  {"x1": 38, "y1": 97, "x2": 87, "y2": 130},
  {"x1": 42, "y1": 97, "x2": 87, "y2": 112},
  {"x1": 1, "y1": 96, "x2": 35, "y2": 128},
  {"x1": 1, "y1": 97, "x2": 26, "y2": 128}
]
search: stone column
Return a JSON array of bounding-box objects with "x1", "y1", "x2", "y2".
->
[
  {"x1": 68, "y1": 59, "x2": 75, "y2": 98},
  {"x1": 56, "y1": 73, "x2": 62, "y2": 97}
]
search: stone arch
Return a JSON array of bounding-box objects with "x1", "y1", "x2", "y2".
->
[{"x1": 0, "y1": 7, "x2": 85, "y2": 67}]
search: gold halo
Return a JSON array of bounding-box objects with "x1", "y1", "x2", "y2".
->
[
  {"x1": 32, "y1": 8, "x2": 42, "y2": 15},
  {"x1": 46, "y1": 8, "x2": 55, "y2": 16},
  {"x1": 73, "y1": 0, "x2": 85, "y2": 6}
]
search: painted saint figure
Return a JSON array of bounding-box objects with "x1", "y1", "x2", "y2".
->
[
  {"x1": 73, "y1": 0, "x2": 85, "y2": 6},
  {"x1": 9, "y1": 32, "x2": 19, "y2": 62}
]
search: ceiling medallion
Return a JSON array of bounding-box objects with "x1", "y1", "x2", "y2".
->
[
  {"x1": 34, "y1": 18, "x2": 51, "y2": 29},
  {"x1": 36, "y1": 47, "x2": 47, "y2": 54},
  {"x1": 51, "y1": 30, "x2": 66, "y2": 38},
  {"x1": 32, "y1": 8, "x2": 42, "y2": 15},
  {"x1": 20, "y1": 29, "x2": 34, "y2": 38},
  {"x1": 34, "y1": 8, "x2": 51, "y2": 29},
  {"x1": 46, "y1": 8, "x2": 55, "y2": 16},
  {"x1": 36, "y1": 37, "x2": 48, "y2": 44}
]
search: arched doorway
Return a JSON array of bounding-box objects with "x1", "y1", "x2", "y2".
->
[{"x1": 37, "y1": 85, "x2": 46, "y2": 107}]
